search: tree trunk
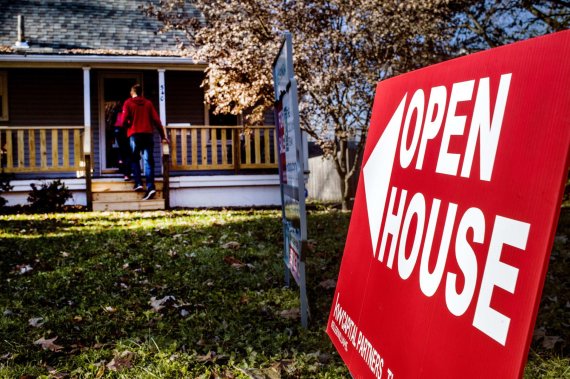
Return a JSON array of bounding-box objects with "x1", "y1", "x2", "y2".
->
[
  {"x1": 336, "y1": 139, "x2": 352, "y2": 211},
  {"x1": 339, "y1": 170, "x2": 349, "y2": 211},
  {"x1": 341, "y1": 174, "x2": 352, "y2": 211}
]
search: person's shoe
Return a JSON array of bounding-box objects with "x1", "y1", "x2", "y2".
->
[
  {"x1": 124, "y1": 175, "x2": 131, "y2": 181},
  {"x1": 142, "y1": 189, "x2": 156, "y2": 200},
  {"x1": 133, "y1": 184, "x2": 144, "y2": 192}
]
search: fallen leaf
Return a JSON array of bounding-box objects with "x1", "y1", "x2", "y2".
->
[
  {"x1": 106, "y1": 350, "x2": 134, "y2": 371},
  {"x1": 15, "y1": 264, "x2": 33, "y2": 274},
  {"x1": 318, "y1": 353, "x2": 331, "y2": 364},
  {"x1": 554, "y1": 234, "x2": 568, "y2": 244},
  {"x1": 238, "y1": 367, "x2": 280, "y2": 379},
  {"x1": 28, "y1": 317, "x2": 45, "y2": 328},
  {"x1": 196, "y1": 350, "x2": 216, "y2": 363},
  {"x1": 34, "y1": 336, "x2": 63, "y2": 352},
  {"x1": 102, "y1": 306, "x2": 117, "y2": 313},
  {"x1": 95, "y1": 364, "x2": 105, "y2": 378},
  {"x1": 533, "y1": 327, "x2": 546, "y2": 341},
  {"x1": 542, "y1": 335, "x2": 562, "y2": 349},
  {"x1": 222, "y1": 241, "x2": 241, "y2": 250},
  {"x1": 318, "y1": 279, "x2": 336, "y2": 289},
  {"x1": 224, "y1": 256, "x2": 245, "y2": 268},
  {"x1": 180, "y1": 309, "x2": 189, "y2": 317},
  {"x1": 48, "y1": 366, "x2": 69, "y2": 378},
  {"x1": 212, "y1": 369, "x2": 236, "y2": 379},
  {"x1": 278, "y1": 308, "x2": 300, "y2": 320},
  {"x1": 60, "y1": 251, "x2": 70, "y2": 257},
  {"x1": 149, "y1": 296, "x2": 175, "y2": 312},
  {"x1": 307, "y1": 239, "x2": 317, "y2": 252}
]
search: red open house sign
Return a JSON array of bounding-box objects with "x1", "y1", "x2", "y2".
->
[{"x1": 327, "y1": 31, "x2": 570, "y2": 379}]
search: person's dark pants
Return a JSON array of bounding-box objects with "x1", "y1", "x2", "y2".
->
[
  {"x1": 130, "y1": 133, "x2": 155, "y2": 191},
  {"x1": 114, "y1": 127, "x2": 131, "y2": 177}
]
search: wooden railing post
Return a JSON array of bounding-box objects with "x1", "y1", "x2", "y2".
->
[
  {"x1": 85, "y1": 153, "x2": 92, "y2": 211},
  {"x1": 162, "y1": 141, "x2": 170, "y2": 210},
  {"x1": 233, "y1": 128, "x2": 241, "y2": 173}
]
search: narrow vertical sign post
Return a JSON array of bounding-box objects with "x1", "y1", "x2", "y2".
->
[{"x1": 273, "y1": 32, "x2": 309, "y2": 327}]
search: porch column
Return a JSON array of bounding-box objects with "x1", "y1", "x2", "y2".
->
[
  {"x1": 158, "y1": 69, "x2": 166, "y2": 126},
  {"x1": 157, "y1": 68, "x2": 170, "y2": 209},
  {"x1": 82, "y1": 67, "x2": 91, "y2": 152},
  {"x1": 83, "y1": 67, "x2": 92, "y2": 210}
]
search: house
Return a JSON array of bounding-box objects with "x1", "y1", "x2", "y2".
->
[{"x1": 0, "y1": 0, "x2": 281, "y2": 210}]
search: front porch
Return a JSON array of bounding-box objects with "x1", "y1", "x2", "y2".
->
[
  {"x1": 0, "y1": 124, "x2": 280, "y2": 210},
  {"x1": 0, "y1": 59, "x2": 281, "y2": 210}
]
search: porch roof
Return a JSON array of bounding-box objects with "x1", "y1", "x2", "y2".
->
[
  {"x1": 0, "y1": 54, "x2": 206, "y2": 70},
  {"x1": 0, "y1": 0, "x2": 198, "y2": 58}
]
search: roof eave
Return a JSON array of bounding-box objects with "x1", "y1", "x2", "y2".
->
[{"x1": 0, "y1": 54, "x2": 207, "y2": 70}]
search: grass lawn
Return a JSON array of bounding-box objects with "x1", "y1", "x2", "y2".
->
[{"x1": 0, "y1": 206, "x2": 568, "y2": 378}]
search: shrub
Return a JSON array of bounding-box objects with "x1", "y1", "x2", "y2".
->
[
  {"x1": 27, "y1": 180, "x2": 72, "y2": 212},
  {"x1": 0, "y1": 170, "x2": 13, "y2": 207}
]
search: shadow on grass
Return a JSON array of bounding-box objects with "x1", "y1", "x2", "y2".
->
[
  {"x1": 0, "y1": 209, "x2": 351, "y2": 377},
  {"x1": 0, "y1": 207, "x2": 567, "y2": 378}
]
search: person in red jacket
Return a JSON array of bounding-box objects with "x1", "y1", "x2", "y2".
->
[{"x1": 122, "y1": 84, "x2": 168, "y2": 200}]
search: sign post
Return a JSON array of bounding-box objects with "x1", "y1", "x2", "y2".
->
[
  {"x1": 327, "y1": 31, "x2": 570, "y2": 378},
  {"x1": 273, "y1": 32, "x2": 309, "y2": 328}
]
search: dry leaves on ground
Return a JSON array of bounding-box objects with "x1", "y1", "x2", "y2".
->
[
  {"x1": 278, "y1": 308, "x2": 300, "y2": 320},
  {"x1": 318, "y1": 279, "x2": 336, "y2": 289},
  {"x1": 223, "y1": 256, "x2": 254, "y2": 269},
  {"x1": 149, "y1": 295, "x2": 176, "y2": 312},
  {"x1": 222, "y1": 241, "x2": 241, "y2": 250},
  {"x1": 28, "y1": 317, "x2": 45, "y2": 328},
  {"x1": 106, "y1": 350, "x2": 135, "y2": 371},
  {"x1": 34, "y1": 336, "x2": 63, "y2": 352}
]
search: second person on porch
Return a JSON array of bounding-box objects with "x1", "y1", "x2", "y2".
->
[{"x1": 122, "y1": 84, "x2": 169, "y2": 200}]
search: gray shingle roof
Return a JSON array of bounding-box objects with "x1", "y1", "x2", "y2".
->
[{"x1": 0, "y1": 0, "x2": 196, "y2": 56}]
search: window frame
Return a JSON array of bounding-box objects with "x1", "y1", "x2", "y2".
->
[{"x1": 0, "y1": 71, "x2": 8, "y2": 121}]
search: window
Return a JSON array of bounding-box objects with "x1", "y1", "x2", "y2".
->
[{"x1": 0, "y1": 72, "x2": 7, "y2": 121}]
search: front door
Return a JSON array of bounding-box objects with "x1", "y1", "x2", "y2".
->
[{"x1": 99, "y1": 73, "x2": 143, "y2": 174}]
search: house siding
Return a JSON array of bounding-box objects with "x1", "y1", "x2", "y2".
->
[
  {"x1": 0, "y1": 68, "x2": 85, "y2": 179},
  {"x1": 1, "y1": 68, "x2": 83, "y2": 127},
  {"x1": 165, "y1": 71, "x2": 205, "y2": 125}
]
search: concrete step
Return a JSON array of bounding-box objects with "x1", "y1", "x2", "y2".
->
[
  {"x1": 93, "y1": 190, "x2": 163, "y2": 202},
  {"x1": 92, "y1": 180, "x2": 164, "y2": 193},
  {"x1": 92, "y1": 199, "x2": 165, "y2": 211}
]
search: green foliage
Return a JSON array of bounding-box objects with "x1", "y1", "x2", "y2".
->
[
  {"x1": 0, "y1": 169, "x2": 13, "y2": 207},
  {"x1": 525, "y1": 353, "x2": 570, "y2": 379},
  {"x1": 27, "y1": 179, "x2": 72, "y2": 212},
  {"x1": 0, "y1": 209, "x2": 350, "y2": 377},
  {"x1": 0, "y1": 208, "x2": 567, "y2": 377}
]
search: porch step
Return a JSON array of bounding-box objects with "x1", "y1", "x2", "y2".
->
[
  {"x1": 92, "y1": 199, "x2": 165, "y2": 211},
  {"x1": 92, "y1": 180, "x2": 163, "y2": 192},
  {"x1": 91, "y1": 179, "x2": 166, "y2": 211},
  {"x1": 93, "y1": 190, "x2": 163, "y2": 202}
]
